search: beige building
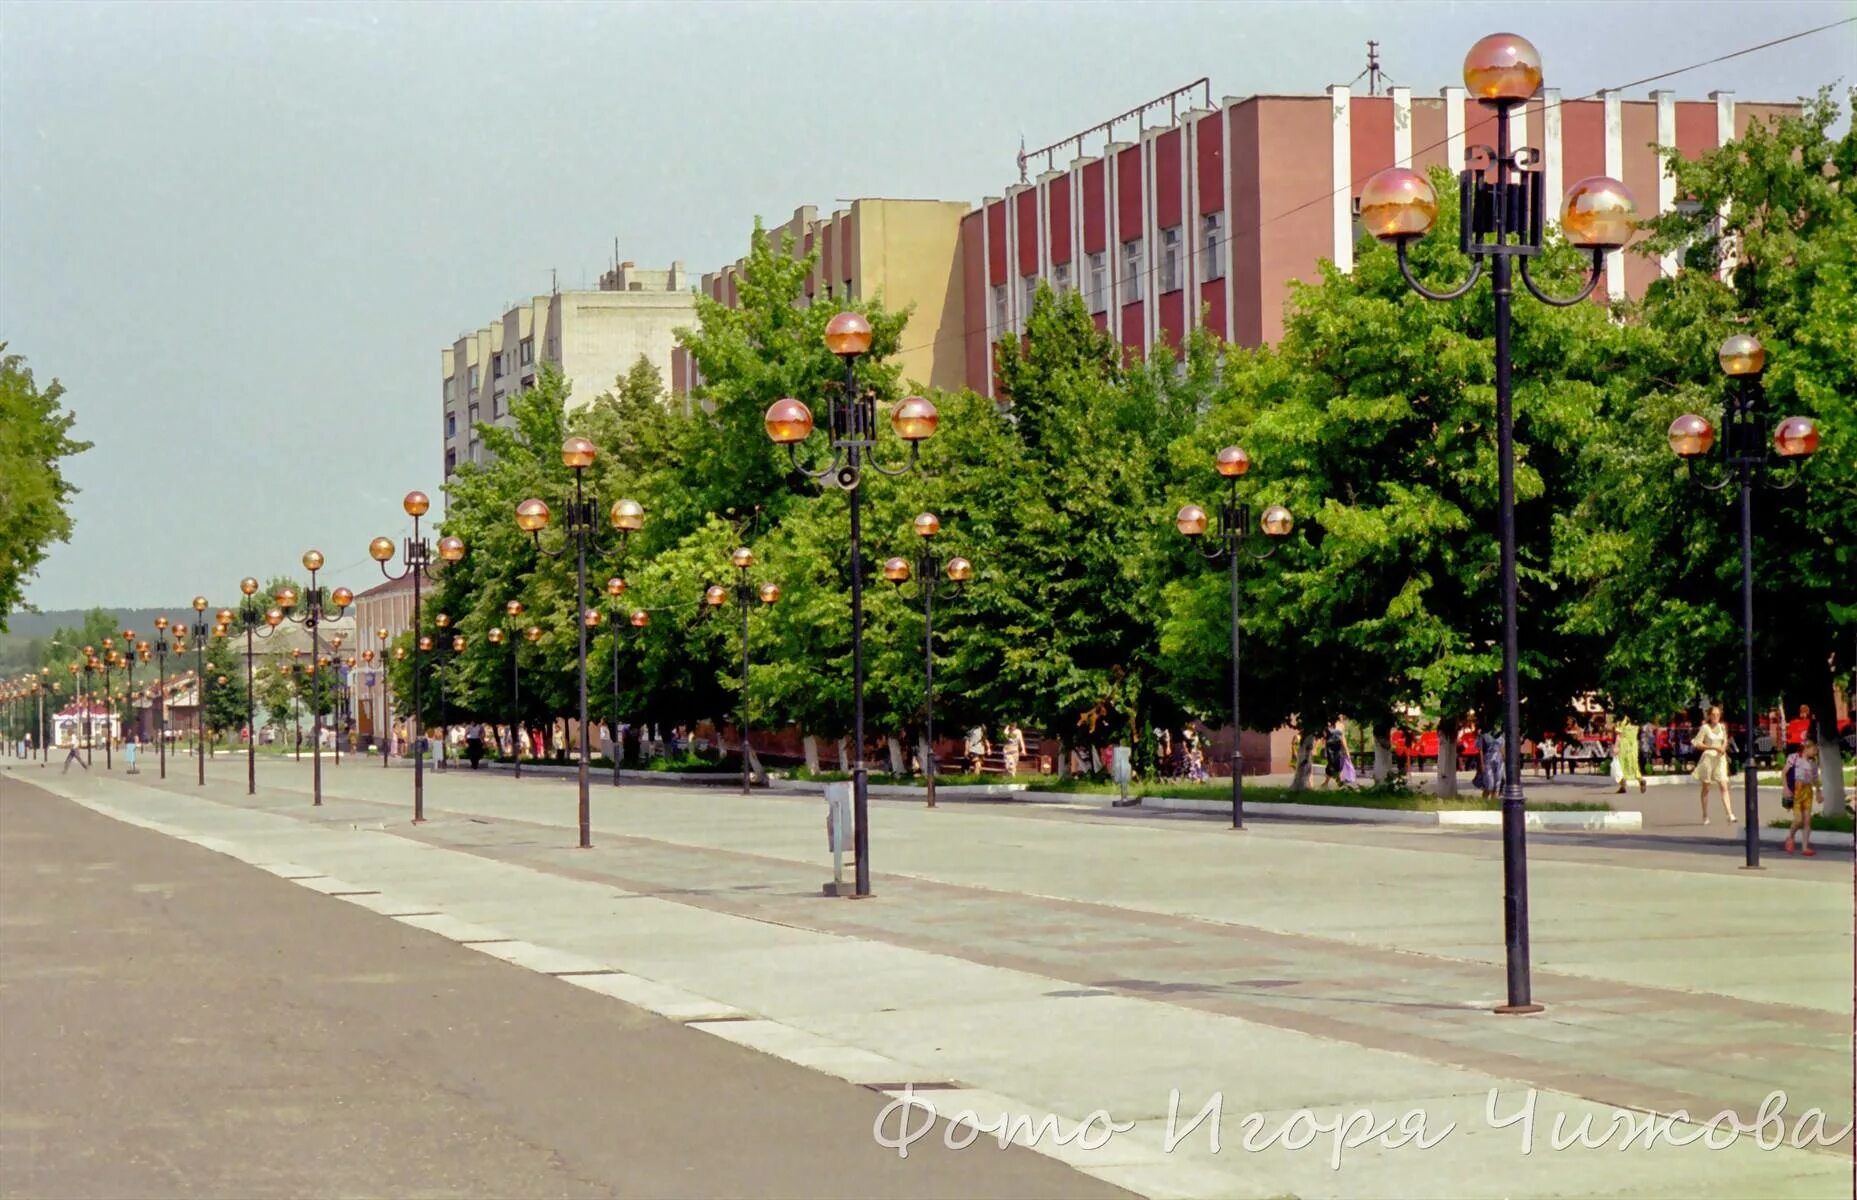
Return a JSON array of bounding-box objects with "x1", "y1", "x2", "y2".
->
[
  {"x1": 684, "y1": 198, "x2": 971, "y2": 395},
  {"x1": 442, "y1": 261, "x2": 697, "y2": 478}
]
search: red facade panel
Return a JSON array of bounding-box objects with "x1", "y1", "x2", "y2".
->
[
  {"x1": 840, "y1": 213, "x2": 854, "y2": 290},
  {"x1": 1082, "y1": 160, "x2": 1107, "y2": 253},
  {"x1": 1016, "y1": 189, "x2": 1038, "y2": 277},
  {"x1": 1350, "y1": 96, "x2": 1395, "y2": 185},
  {"x1": 822, "y1": 222, "x2": 835, "y2": 294},
  {"x1": 1674, "y1": 101, "x2": 1715, "y2": 158},
  {"x1": 1410, "y1": 98, "x2": 1452, "y2": 173},
  {"x1": 1196, "y1": 113, "x2": 1224, "y2": 214},
  {"x1": 727, "y1": 274, "x2": 738, "y2": 308},
  {"x1": 1156, "y1": 128, "x2": 1182, "y2": 229},
  {"x1": 1120, "y1": 301, "x2": 1143, "y2": 349},
  {"x1": 1228, "y1": 102, "x2": 1264, "y2": 348},
  {"x1": 1200, "y1": 279, "x2": 1227, "y2": 341},
  {"x1": 987, "y1": 201, "x2": 1007, "y2": 285},
  {"x1": 803, "y1": 231, "x2": 815, "y2": 298},
  {"x1": 1560, "y1": 101, "x2": 1606, "y2": 189},
  {"x1": 1620, "y1": 103, "x2": 1661, "y2": 298},
  {"x1": 1157, "y1": 291, "x2": 1185, "y2": 349},
  {"x1": 961, "y1": 211, "x2": 989, "y2": 393},
  {"x1": 1049, "y1": 174, "x2": 1072, "y2": 264},
  {"x1": 1116, "y1": 147, "x2": 1142, "y2": 243}
]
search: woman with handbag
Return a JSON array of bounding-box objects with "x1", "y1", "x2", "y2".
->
[
  {"x1": 1613, "y1": 716, "x2": 1643, "y2": 794},
  {"x1": 1692, "y1": 705, "x2": 1735, "y2": 824}
]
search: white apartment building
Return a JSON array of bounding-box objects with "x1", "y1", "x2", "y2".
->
[{"x1": 441, "y1": 261, "x2": 696, "y2": 478}]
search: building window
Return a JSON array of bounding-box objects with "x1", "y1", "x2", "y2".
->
[
  {"x1": 446, "y1": 413, "x2": 456, "y2": 439},
  {"x1": 1202, "y1": 212, "x2": 1225, "y2": 282},
  {"x1": 992, "y1": 284, "x2": 1008, "y2": 333},
  {"x1": 469, "y1": 437, "x2": 482, "y2": 463},
  {"x1": 445, "y1": 448, "x2": 457, "y2": 473},
  {"x1": 493, "y1": 353, "x2": 507, "y2": 379},
  {"x1": 1122, "y1": 238, "x2": 1143, "y2": 305},
  {"x1": 1054, "y1": 261, "x2": 1072, "y2": 295},
  {"x1": 521, "y1": 374, "x2": 534, "y2": 390},
  {"x1": 1160, "y1": 226, "x2": 1182, "y2": 292},
  {"x1": 493, "y1": 392, "x2": 503, "y2": 417},
  {"x1": 1021, "y1": 274, "x2": 1037, "y2": 325},
  {"x1": 1087, "y1": 252, "x2": 1108, "y2": 314},
  {"x1": 469, "y1": 365, "x2": 480, "y2": 389},
  {"x1": 519, "y1": 337, "x2": 534, "y2": 365},
  {"x1": 468, "y1": 403, "x2": 479, "y2": 431}
]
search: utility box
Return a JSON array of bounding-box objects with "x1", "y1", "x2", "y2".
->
[{"x1": 825, "y1": 782, "x2": 853, "y2": 852}]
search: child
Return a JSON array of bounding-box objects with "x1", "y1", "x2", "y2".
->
[{"x1": 1782, "y1": 740, "x2": 1820, "y2": 856}]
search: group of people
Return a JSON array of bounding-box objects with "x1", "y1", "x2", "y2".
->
[{"x1": 962, "y1": 723, "x2": 1027, "y2": 776}]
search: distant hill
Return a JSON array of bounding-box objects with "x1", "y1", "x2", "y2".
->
[{"x1": 5, "y1": 607, "x2": 193, "y2": 639}]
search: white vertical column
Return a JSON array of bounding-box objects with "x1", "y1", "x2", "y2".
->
[
  {"x1": 1143, "y1": 127, "x2": 1158, "y2": 353},
  {"x1": 1004, "y1": 185, "x2": 1022, "y2": 332},
  {"x1": 1712, "y1": 91, "x2": 1737, "y2": 283},
  {"x1": 1184, "y1": 114, "x2": 1199, "y2": 333},
  {"x1": 1506, "y1": 104, "x2": 1526, "y2": 165},
  {"x1": 980, "y1": 200, "x2": 994, "y2": 395},
  {"x1": 1036, "y1": 174, "x2": 1051, "y2": 288},
  {"x1": 1071, "y1": 159, "x2": 1085, "y2": 305},
  {"x1": 1391, "y1": 86, "x2": 1412, "y2": 168},
  {"x1": 1542, "y1": 88, "x2": 1563, "y2": 232},
  {"x1": 1222, "y1": 98, "x2": 1237, "y2": 343},
  {"x1": 1328, "y1": 84, "x2": 1353, "y2": 273},
  {"x1": 1602, "y1": 90, "x2": 1625, "y2": 301},
  {"x1": 1443, "y1": 85, "x2": 1467, "y2": 169},
  {"x1": 1653, "y1": 90, "x2": 1677, "y2": 277},
  {"x1": 1106, "y1": 146, "x2": 1120, "y2": 315}
]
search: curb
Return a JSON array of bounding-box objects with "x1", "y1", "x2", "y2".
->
[
  {"x1": 1758, "y1": 826, "x2": 1855, "y2": 849},
  {"x1": 1019, "y1": 790, "x2": 1642, "y2": 830}
]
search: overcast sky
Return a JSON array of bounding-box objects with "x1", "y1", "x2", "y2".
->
[{"x1": 3, "y1": 0, "x2": 1851, "y2": 611}]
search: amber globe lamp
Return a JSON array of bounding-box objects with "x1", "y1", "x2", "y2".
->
[
  {"x1": 1260, "y1": 505, "x2": 1295, "y2": 538},
  {"x1": 1215, "y1": 446, "x2": 1251, "y2": 478},
  {"x1": 610, "y1": 499, "x2": 644, "y2": 532},
  {"x1": 155, "y1": 616, "x2": 168, "y2": 630},
  {"x1": 605, "y1": 576, "x2": 627, "y2": 598},
  {"x1": 1773, "y1": 416, "x2": 1820, "y2": 459},
  {"x1": 451, "y1": 635, "x2": 466, "y2": 653},
  {"x1": 891, "y1": 396, "x2": 940, "y2": 442},
  {"x1": 913, "y1": 512, "x2": 941, "y2": 538},
  {"x1": 514, "y1": 499, "x2": 551, "y2": 532},
  {"x1": 368, "y1": 537, "x2": 396, "y2": 562},
  {"x1": 882, "y1": 557, "x2": 911, "y2": 583},
  {"x1": 376, "y1": 627, "x2": 389, "y2": 641},
  {"x1": 629, "y1": 610, "x2": 649, "y2": 628},
  {"x1": 214, "y1": 608, "x2": 233, "y2": 624},
  {"x1": 437, "y1": 536, "x2": 465, "y2": 563},
  {"x1": 1463, "y1": 32, "x2": 1542, "y2": 101},
  {"x1": 240, "y1": 577, "x2": 259, "y2": 597},
  {"x1": 394, "y1": 647, "x2": 406, "y2": 661},
  {"x1": 434, "y1": 612, "x2": 450, "y2": 629},
  {"x1": 487, "y1": 628, "x2": 504, "y2": 645},
  {"x1": 758, "y1": 583, "x2": 781, "y2": 605},
  {"x1": 504, "y1": 601, "x2": 524, "y2": 617},
  {"x1": 417, "y1": 635, "x2": 433, "y2": 652},
  {"x1": 403, "y1": 491, "x2": 431, "y2": 517},
  {"x1": 525, "y1": 625, "x2": 544, "y2": 643},
  {"x1": 946, "y1": 556, "x2": 974, "y2": 583},
  {"x1": 1359, "y1": 169, "x2": 1439, "y2": 242},
  {"x1": 583, "y1": 609, "x2": 602, "y2": 628},
  {"x1": 266, "y1": 608, "x2": 284, "y2": 627},
  {"x1": 1560, "y1": 177, "x2": 1637, "y2": 250},
  {"x1": 823, "y1": 311, "x2": 874, "y2": 357},
  {"x1": 275, "y1": 587, "x2": 297, "y2": 609},
  {"x1": 216, "y1": 675, "x2": 228, "y2": 687},
  {"x1": 764, "y1": 398, "x2": 814, "y2": 444},
  {"x1": 705, "y1": 585, "x2": 729, "y2": 607},
  {"x1": 331, "y1": 587, "x2": 354, "y2": 609},
  {"x1": 302, "y1": 550, "x2": 325, "y2": 572},
  {"x1": 731, "y1": 547, "x2": 754, "y2": 570},
  {"x1": 1666, "y1": 414, "x2": 1715, "y2": 459},
  {"x1": 561, "y1": 436, "x2": 596, "y2": 470},
  {"x1": 1717, "y1": 334, "x2": 1766, "y2": 377},
  {"x1": 192, "y1": 596, "x2": 208, "y2": 612},
  {"x1": 1175, "y1": 504, "x2": 1210, "y2": 537}
]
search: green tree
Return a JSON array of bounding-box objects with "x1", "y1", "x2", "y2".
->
[
  {"x1": 1559, "y1": 89, "x2": 1855, "y2": 808},
  {"x1": 203, "y1": 636, "x2": 248, "y2": 739},
  {"x1": 0, "y1": 348, "x2": 90, "y2": 630}
]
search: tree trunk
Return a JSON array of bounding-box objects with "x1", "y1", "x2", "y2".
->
[
  {"x1": 1811, "y1": 670, "x2": 1847, "y2": 816},
  {"x1": 918, "y1": 730, "x2": 934, "y2": 780},
  {"x1": 886, "y1": 736, "x2": 906, "y2": 776},
  {"x1": 1373, "y1": 722, "x2": 1395, "y2": 784},
  {"x1": 835, "y1": 736, "x2": 850, "y2": 773},
  {"x1": 744, "y1": 738, "x2": 767, "y2": 784},
  {"x1": 802, "y1": 734, "x2": 821, "y2": 774},
  {"x1": 1436, "y1": 716, "x2": 1461, "y2": 799},
  {"x1": 1290, "y1": 730, "x2": 1317, "y2": 791},
  {"x1": 1055, "y1": 737, "x2": 1072, "y2": 780}
]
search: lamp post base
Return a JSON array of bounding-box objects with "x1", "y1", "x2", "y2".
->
[
  {"x1": 1737, "y1": 864, "x2": 1765, "y2": 871},
  {"x1": 1494, "y1": 1003, "x2": 1545, "y2": 1016},
  {"x1": 821, "y1": 881, "x2": 874, "y2": 899}
]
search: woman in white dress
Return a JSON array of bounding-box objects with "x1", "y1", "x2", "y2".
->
[{"x1": 1692, "y1": 705, "x2": 1735, "y2": 824}]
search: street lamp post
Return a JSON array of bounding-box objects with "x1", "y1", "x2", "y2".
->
[
  {"x1": 268, "y1": 561, "x2": 355, "y2": 806},
  {"x1": 597, "y1": 578, "x2": 633, "y2": 788},
  {"x1": 97, "y1": 640, "x2": 117, "y2": 770},
  {"x1": 488, "y1": 601, "x2": 538, "y2": 778},
  {"x1": 515, "y1": 440, "x2": 642, "y2": 849},
  {"x1": 763, "y1": 311, "x2": 941, "y2": 897},
  {"x1": 189, "y1": 597, "x2": 212, "y2": 785},
  {"x1": 373, "y1": 628, "x2": 391, "y2": 765},
  {"x1": 1667, "y1": 334, "x2": 1820, "y2": 868},
  {"x1": 881, "y1": 515, "x2": 972, "y2": 809},
  {"x1": 227, "y1": 578, "x2": 269, "y2": 795},
  {"x1": 1176, "y1": 447, "x2": 1294, "y2": 829},
  {"x1": 704, "y1": 550, "x2": 782, "y2": 796},
  {"x1": 369, "y1": 491, "x2": 466, "y2": 823},
  {"x1": 151, "y1": 618, "x2": 175, "y2": 777},
  {"x1": 1359, "y1": 32, "x2": 1637, "y2": 1014}
]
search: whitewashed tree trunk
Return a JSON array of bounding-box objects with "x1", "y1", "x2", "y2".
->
[
  {"x1": 918, "y1": 731, "x2": 934, "y2": 780},
  {"x1": 836, "y1": 737, "x2": 850, "y2": 773},
  {"x1": 886, "y1": 736, "x2": 906, "y2": 775},
  {"x1": 744, "y1": 739, "x2": 767, "y2": 785},
  {"x1": 1373, "y1": 725, "x2": 1394, "y2": 784},
  {"x1": 1056, "y1": 739, "x2": 1072, "y2": 780},
  {"x1": 802, "y1": 734, "x2": 821, "y2": 774},
  {"x1": 1436, "y1": 717, "x2": 1461, "y2": 799},
  {"x1": 1291, "y1": 731, "x2": 1318, "y2": 791}
]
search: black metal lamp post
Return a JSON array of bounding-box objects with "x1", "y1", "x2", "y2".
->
[
  {"x1": 97, "y1": 640, "x2": 118, "y2": 770},
  {"x1": 597, "y1": 578, "x2": 634, "y2": 788},
  {"x1": 1668, "y1": 334, "x2": 1821, "y2": 868},
  {"x1": 418, "y1": 613, "x2": 459, "y2": 773},
  {"x1": 80, "y1": 652, "x2": 98, "y2": 766},
  {"x1": 486, "y1": 614, "x2": 542, "y2": 778},
  {"x1": 373, "y1": 627, "x2": 392, "y2": 764},
  {"x1": 881, "y1": 514, "x2": 972, "y2": 809},
  {"x1": 703, "y1": 549, "x2": 782, "y2": 796},
  {"x1": 1176, "y1": 446, "x2": 1294, "y2": 829},
  {"x1": 151, "y1": 618, "x2": 176, "y2": 777},
  {"x1": 118, "y1": 628, "x2": 142, "y2": 763},
  {"x1": 764, "y1": 312, "x2": 942, "y2": 897},
  {"x1": 227, "y1": 578, "x2": 271, "y2": 795},
  {"x1": 188, "y1": 596, "x2": 213, "y2": 785},
  {"x1": 1359, "y1": 32, "x2": 1638, "y2": 1015},
  {"x1": 370, "y1": 490, "x2": 466, "y2": 823},
  {"x1": 514, "y1": 440, "x2": 642, "y2": 849},
  {"x1": 267, "y1": 561, "x2": 354, "y2": 806}
]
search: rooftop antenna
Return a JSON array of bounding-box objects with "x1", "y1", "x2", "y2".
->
[
  {"x1": 551, "y1": 268, "x2": 558, "y2": 295},
  {"x1": 1352, "y1": 41, "x2": 1396, "y2": 96},
  {"x1": 1017, "y1": 133, "x2": 1027, "y2": 185}
]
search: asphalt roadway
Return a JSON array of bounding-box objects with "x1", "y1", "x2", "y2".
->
[{"x1": 0, "y1": 778, "x2": 1128, "y2": 1200}]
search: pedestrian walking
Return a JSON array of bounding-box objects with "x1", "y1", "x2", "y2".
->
[
  {"x1": 1613, "y1": 715, "x2": 1644, "y2": 794},
  {"x1": 1001, "y1": 722, "x2": 1026, "y2": 777},
  {"x1": 1782, "y1": 739, "x2": 1820, "y2": 856},
  {"x1": 964, "y1": 724, "x2": 989, "y2": 775},
  {"x1": 1638, "y1": 720, "x2": 1658, "y2": 778},
  {"x1": 1322, "y1": 722, "x2": 1346, "y2": 788},
  {"x1": 1540, "y1": 733, "x2": 1559, "y2": 779},
  {"x1": 1183, "y1": 726, "x2": 1208, "y2": 782},
  {"x1": 124, "y1": 732, "x2": 140, "y2": 775},
  {"x1": 1692, "y1": 704, "x2": 1735, "y2": 824},
  {"x1": 61, "y1": 734, "x2": 87, "y2": 773},
  {"x1": 466, "y1": 721, "x2": 486, "y2": 769}
]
